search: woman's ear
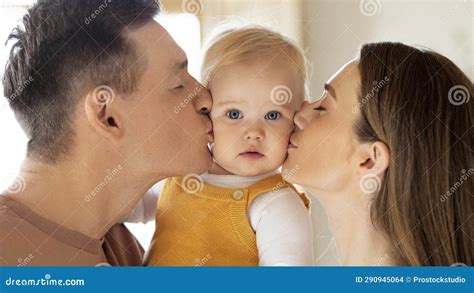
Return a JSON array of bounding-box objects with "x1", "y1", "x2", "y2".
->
[
  {"x1": 84, "y1": 86, "x2": 123, "y2": 141},
  {"x1": 358, "y1": 141, "x2": 390, "y2": 176}
]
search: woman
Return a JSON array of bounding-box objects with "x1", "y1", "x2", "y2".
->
[{"x1": 283, "y1": 42, "x2": 473, "y2": 266}]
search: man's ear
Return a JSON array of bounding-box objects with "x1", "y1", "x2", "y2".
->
[
  {"x1": 84, "y1": 86, "x2": 123, "y2": 141},
  {"x1": 357, "y1": 141, "x2": 390, "y2": 177}
]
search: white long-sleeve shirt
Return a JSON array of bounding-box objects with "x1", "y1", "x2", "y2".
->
[{"x1": 126, "y1": 171, "x2": 314, "y2": 266}]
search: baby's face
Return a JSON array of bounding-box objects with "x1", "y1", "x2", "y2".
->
[{"x1": 209, "y1": 59, "x2": 304, "y2": 176}]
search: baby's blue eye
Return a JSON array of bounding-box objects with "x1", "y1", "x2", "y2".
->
[
  {"x1": 265, "y1": 111, "x2": 281, "y2": 120},
  {"x1": 226, "y1": 110, "x2": 242, "y2": 120}
]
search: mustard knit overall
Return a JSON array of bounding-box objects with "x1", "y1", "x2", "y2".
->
[{"x1": 144, "y1": 174, "x2": 309, "y2": 266}]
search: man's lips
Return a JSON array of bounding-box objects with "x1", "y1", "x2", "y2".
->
[{"x1": 206, "y1": 130, "x2": 214, "y2": 143}]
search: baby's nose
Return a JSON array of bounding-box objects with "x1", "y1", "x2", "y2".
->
[{"x1": 244, "y1": 127, "x2": 265, "y2": 141}]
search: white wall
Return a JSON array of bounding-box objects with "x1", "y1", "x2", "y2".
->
[{"x1": 303, "y1": 0, "x2": 473, "y2": 99}]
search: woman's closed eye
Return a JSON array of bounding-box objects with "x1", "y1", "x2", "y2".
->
[
  {"x1": 314, "y1": 106, "x2": 326, "y2": 112},
  {"x1": 226, "y1": 109, "x2": 243, "y2": 120},
  {"x1": 264, "y1": 111, "x2": 281, "y2": 120}
]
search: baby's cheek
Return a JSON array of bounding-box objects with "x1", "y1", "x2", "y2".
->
[{"x1": 275, "y1": 121, "x2": 295, "y2": 140}]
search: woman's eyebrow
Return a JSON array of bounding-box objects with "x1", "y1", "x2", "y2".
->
[{"x1": 324, "y1": 83, "x2": 337, "y2": 101}]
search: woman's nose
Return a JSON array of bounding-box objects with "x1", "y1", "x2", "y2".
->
[{"x1": 294, "y1": 101, "x2": 312, "y2": 130}]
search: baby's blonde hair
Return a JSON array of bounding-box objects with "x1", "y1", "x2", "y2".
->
[{"x1": 201, "y1": 25, "x2": 310, "y2": 99}]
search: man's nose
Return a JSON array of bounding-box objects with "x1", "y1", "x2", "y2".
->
[{"x1": 192, "y1": 80, "x2": 212, "y2": 115}]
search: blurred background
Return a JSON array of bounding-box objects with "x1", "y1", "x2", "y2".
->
[{"x1": 0, "y1": 0, "x2": 472, "y2": 265}]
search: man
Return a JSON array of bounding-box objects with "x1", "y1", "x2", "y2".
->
[{"x1": 0, "y1": 0, "x2": 213, "y2": 266}]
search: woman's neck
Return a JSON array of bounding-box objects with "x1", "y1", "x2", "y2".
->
[{"x1": 306, "y1": 186, "x2": 397, "y2": 266}]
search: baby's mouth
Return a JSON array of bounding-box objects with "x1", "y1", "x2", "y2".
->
[{"x1": 239, "y1": 151, "x2": 264, "y2": 159}]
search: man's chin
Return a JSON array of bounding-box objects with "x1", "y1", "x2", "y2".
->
[{"x1": 180, "y1": 149, "x2": 213, "y2": 176}]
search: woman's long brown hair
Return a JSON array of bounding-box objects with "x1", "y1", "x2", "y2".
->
[{"x1": 356, "y1": 42, "x2": 473, "y2": 266}]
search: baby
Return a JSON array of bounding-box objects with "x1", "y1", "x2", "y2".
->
[{"x1": 131, "y1": 26, "x2": 313, "y2": 266}]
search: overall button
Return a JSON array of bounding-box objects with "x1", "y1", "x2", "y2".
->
[{"x1": 233, "y1": 190, "x2": 244, "y2": 201}]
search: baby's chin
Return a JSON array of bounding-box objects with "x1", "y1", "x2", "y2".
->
[{"x1": 223, "y1": 162, "x2": 281, "y2": 177}]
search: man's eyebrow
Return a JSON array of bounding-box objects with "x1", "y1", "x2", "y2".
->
[{"x1": 324, "y1": 83, "x2": 337, "y2": 101}]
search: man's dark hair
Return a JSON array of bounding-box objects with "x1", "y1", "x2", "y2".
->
[{"x1": 3, "y1": 0, "x2": 160, "y2": 163}]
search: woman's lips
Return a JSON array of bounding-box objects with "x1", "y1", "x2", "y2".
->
[{"x1": 239, "y1": 152, "x2": 264, "y2": 159}]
